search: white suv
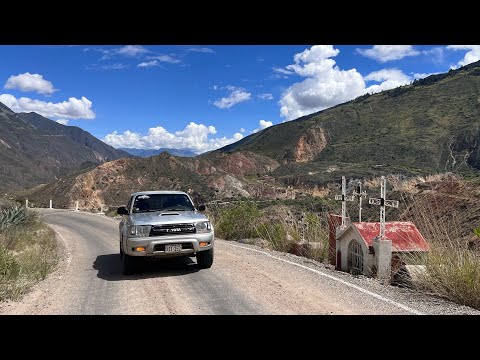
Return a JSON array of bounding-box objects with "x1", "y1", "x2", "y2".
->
[{"x1": 117, "y1": 191, "x2": 214, "y2": 275}]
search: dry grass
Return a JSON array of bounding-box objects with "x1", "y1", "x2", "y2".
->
[
  {"x1": 400, "y1": 192, "x2": 480, "y2": 309},
  {"x1": 0, "y1": 202, "x2": 58, "y2": 301}
]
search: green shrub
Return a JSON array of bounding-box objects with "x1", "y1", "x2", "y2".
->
[{"x1": 213, "y1": 202, "x2": 260, "y2": 240}]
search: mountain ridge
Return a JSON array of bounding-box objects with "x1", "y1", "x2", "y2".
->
[
  {"x1": 0, "y1": 104, "x2": 130, "y2": 191},
  {"x1": 17, "y1": 60, "x2": 480, "y2": 208}
]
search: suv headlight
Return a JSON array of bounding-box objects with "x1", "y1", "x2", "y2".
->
[
  {"x1": 196, "y1": 221, "x2": 211, "y2": 233},
  {"x1": 128, "y1": 225, "x2": 151, "y2": 237}
]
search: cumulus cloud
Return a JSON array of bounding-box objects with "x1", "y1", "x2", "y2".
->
[
  {"x1": 103, "y1": 122, "x2": 243, "y2": 154},
  {"x1": 252, "y1": 119, "x2": 273, "y2": 133},
  {"x1": 258, "y1": 93, "x2": 273, "y2": 100},
  {"x1": 447, "y1": 45, "x2": 480, "y2": 67},
  {"x1": 364, "y1": 69, "x2": 411, "y2": 93},
  {"x1": 240, "y1": 128, "x2": 246, "y2": 133},
  {"x1": 357, "y1": 45, "x2": 420, "y2": 62},
  {"x1": 187, "y1": 47, "x2": 215, "y2": 53},
  {"x1": 213, "y1": 86, "x2": 251, "y2": 109},
  {"x1": 0, "y1": 94, "x2": 95, "y2": 119},
  {"x1": 279, "y1": 45, "x2": 412, "y2": 120},
  {"x1": 137, "y1": 60, "x2": 160, "y2": 68},
  {"x1": 4, "y1": 72, "x2": 57, "y2": 95},
  {"x1": 279, "y1": 45, "x2": 366, "y2": 120},
  {"x1": 56, "y1": 119, "x2": 69, "y2": 125}
]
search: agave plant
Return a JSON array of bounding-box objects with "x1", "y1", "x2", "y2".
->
[{"x1": 0, "y1": 206, "x2": 28, "y2": 231}]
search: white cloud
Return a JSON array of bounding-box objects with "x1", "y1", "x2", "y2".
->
[
  {"x1": 103, "y1": 122, "x2": 243, "y2": 154},
  {"x1": 357, "y1": 45, "x2": 420, "y2": 62},
  {"x1": 187, "y1": 47, "x2": 215, "y2": 54},
  {"x1": 240, "y1": 128, "x2": 246, "y2": 133},
  {"x1": 422, "y1": 47, "x2": 445, "y2": 64},
  {"x1": 56, "y1": 119, "x2": 69, "y2": 125},
  {"x1": 279, "y1": 45, "x2": 366, "y2": 120},
  {"x1": 412, "y1": 72, "x2": 440, "y2": 79},
  {"x1": 87, "y1": 63, "x2": 129, "y2": 71},
  {"x1": 447, "y1": 45, "x2": 480, "y2": 67},
  {"x1": 4, "y1": 72, "x2": 57, "y2": 95},
  {"x1": 252, "y1": 119, "x2": 273, "y2": 133},
  {"x1": 148, "y1": 55, "x2": 181, "y2": 64},
  {"x1": 137, "y1": 60, "x2": 159, "y2": 68},
  {"x1": 0, "y1": 94, "x2": 95, "y2": 119},
  {"x1": 116, "y1": 45, "x2": 149, "y2": 57},
  {"x1": 279, "y1": 46, "x2": 413, "y2": 120},
  {"x1": 364, "y1": 69, "x2": 411, "y2": 93},
  {"x1": 213, "y1": 86, "x2": 251, "y2": 109},
  {"x1": 259, "y1": 120, "x2": 272, "y2": 129},
  {"x1": 258, "y1": 93, "x2": 273, "y2": 100},
  {"x1": 272, "y1": 67, "x2": 294, "y2": 75}
]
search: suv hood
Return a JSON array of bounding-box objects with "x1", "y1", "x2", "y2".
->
[{"x1": 130, "y1": 211, "x2": 209, "y2": 226}]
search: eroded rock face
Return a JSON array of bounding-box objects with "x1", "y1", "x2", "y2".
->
[
  {"x1": 215, "y1": 151, "x2": 279, "y2": 176},
  {"x1": 281, "y1": 125, "x2": 327, "y2": 164},
  {"x1": 293, "y1": 126, "x2": 327, "y2": 163}
]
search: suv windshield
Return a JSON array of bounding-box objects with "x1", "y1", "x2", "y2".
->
[{"x1": 132, "y1": 194, "x2": 195, "y2": 213}]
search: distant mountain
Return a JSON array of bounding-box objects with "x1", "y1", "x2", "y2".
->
[
  {"x1": 21, "y1": 60, "x2": 480, "y2": 210},
  {"x1": 0, "y1": 104, "x2": 130, "y2": 191},
  {"x1": 119, "y1": 147, "x2": 197, "y2": 158}
]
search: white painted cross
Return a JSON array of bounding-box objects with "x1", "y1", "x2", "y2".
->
[
  {"x1": 49, "y1": 199, "x2": 53, "y2": 209},
  {"x1": 352, "y1": 181, "x2": 368, "y2": 222},
  {"x1": 335, "y1": 176, "x2": 354, "y2": 228},
  {"x1": 368, "y1": 176, "x2": 399, "y2": 239}
]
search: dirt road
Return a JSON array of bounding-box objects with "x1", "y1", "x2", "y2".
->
[{"x1": 1, "y1": 209, "x2": 476, "y2": 315}]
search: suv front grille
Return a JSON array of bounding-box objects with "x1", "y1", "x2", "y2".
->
[{"x1": 150, "y1": 223, "x2": 196, "y2": 236}]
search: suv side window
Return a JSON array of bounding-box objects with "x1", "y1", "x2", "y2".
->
[{"x1": 126, "y1": 196, "x2": 133, "y2": 213}]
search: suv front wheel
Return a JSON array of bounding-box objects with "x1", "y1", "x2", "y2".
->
[
  {"x1": 197, "y1": 248, "x2": 214, "y2": 269},
  {"x1": 123, "y1": 253, "x2": 137, "y2": 275}
]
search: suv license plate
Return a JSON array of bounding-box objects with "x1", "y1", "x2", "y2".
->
[{"x1": 165, "y1": 244, "x2": 182, "y2": 252}]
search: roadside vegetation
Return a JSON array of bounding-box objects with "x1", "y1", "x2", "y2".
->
[
  {"x1": 209, "y1": 188, "x2": 480, "y2": 310},
  {"x1": 208, "y1": 201, "x2": 329, "y2": 262},
  {"x1": 400, "y1": 194, "x2": 480, "y2": 310},
  {"x1": 0, "y1": 200, "x2": 58, "y2": 301}
]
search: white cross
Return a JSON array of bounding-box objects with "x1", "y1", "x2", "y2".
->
[
  {"x1": 335, "y1": 176, "x2": 354, "y2": 228},
  {"x1": 352, "y1": 181, "x2": 367, "y2": 222},
  {"x1": 368, "y1": 176, "x2": 399, "y2": 239}
]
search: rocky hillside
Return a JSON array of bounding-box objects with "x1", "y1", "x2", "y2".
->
[
  {"x1": 0, "y1": 103, "x2": 129, "y2": 191},
  {"x1": 18, "y1": 61, "x2": 480, "y2": 209},
  {"x1": 21, "y1": 151, "x2": 279, "y2": 209},
  {"x1": 221, "y1": 60, "x2": 480, "y2": 188}
]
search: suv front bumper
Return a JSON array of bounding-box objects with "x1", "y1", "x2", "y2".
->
[{"x1": 124, "y1": 233, "x2": 214, "y2": 257}]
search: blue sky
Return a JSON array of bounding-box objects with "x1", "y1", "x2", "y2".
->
[{"x1": 0, "y1": 45, "x2": 478, "y2": 153}]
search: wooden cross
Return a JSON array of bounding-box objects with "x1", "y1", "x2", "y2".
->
[
  {"x1": 368, "y1": 176, "x2": 399, "y2": 239},
  {"x1": 352, "y1": 180, "x2": 367, "y2": 222},
  {"x1": 335, "y1": 176, "x2": 354, "y2": 228}
]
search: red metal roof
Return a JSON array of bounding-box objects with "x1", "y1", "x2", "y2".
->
[{"x1": 352, "y1": 222, "x2": 430, "y2": 252}]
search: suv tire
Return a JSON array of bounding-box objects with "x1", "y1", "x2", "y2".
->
[{"x1": 197, "y1": 248, "x2": 214, "y2": 269}]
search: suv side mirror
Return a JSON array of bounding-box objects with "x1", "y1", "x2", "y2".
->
[
  {"x1": 117, "y1": 206, "x2": 129, "y2": 215},
  {"x1": 198, "y1": 204, "x2": 206, "y2": 212}
]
